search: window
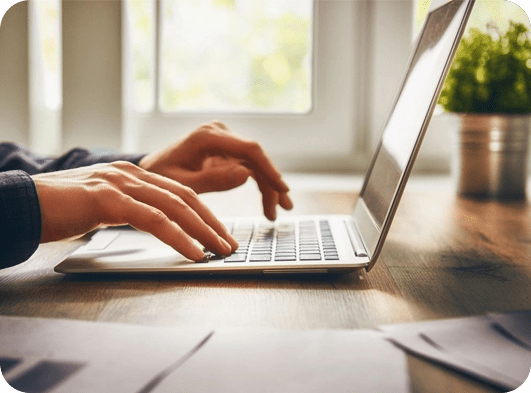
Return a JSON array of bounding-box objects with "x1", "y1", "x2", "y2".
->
[
  {"x1": 31, "y1": 0, "x2": 61, "y2": 111},
  {"x1": 123, "y1": 0, "x2": 368, "y2": 171},
  {"x1": 124, "y1": 0, "x2": 155, "y2": 112},
  {"x1": 125, "y1": 0, "x2": 313, "y2": 114},
  {"x1": 28, "y1": 0, "x2": 62, "y2": 155},
  {"x1": 161, "y1": 0, "x2": 313, "y2": 113},
  {"x1": 415, "y1": 0, "x2": 530, "y2": 35}
]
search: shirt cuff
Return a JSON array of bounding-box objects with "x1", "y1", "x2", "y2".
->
[{"x1": 0, "y1": 170, "x2": 41, "y2": 268}]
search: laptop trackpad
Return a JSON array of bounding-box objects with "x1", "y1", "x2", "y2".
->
[{"x1": 57, "y1": 229, "x2": 194, "y2": 273}]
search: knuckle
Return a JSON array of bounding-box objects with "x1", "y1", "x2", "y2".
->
[
  {"x1": 171, "y1": 194, "x2": 188, "y2": 210},
  {"x1": 96, "y1": 166, "x2": 124, "y2": 184},
  {"x1": 198, "y1": 123, "x2": 218, "y2": 136},
  {"x1": 211, "y1": 120, "x2": 228, "y2": 130},
  {"x1": 180, "y1": 186, "x2": 198, "y2": 201},
  {"x1": 92, "y1": 184, "x2": 126, "y2": 222},
  {"x1": 96, "y1": 182, "x2": 121, "y2": 199},
  {"x1": 147, "y1": 208, "x2": 169, "y2": 225},
  {"x1": 247, "y1": 140, "x2": 263, "y2": 155},
  {"x1": 112, "y1": 160, "x2": 137, "y2": 171}
]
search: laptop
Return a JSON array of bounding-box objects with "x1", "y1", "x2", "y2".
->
[{"x1": 55, "y1": 0, "x2": 475, "y2": 275}]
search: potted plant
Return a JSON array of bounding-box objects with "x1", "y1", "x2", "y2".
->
[{"x1": 438, "y1": 21, "x2": 531, "y2": 199}]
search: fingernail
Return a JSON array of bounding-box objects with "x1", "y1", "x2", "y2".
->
[
  {"x1": 219, "y1": 222, "x2": 239, "y2": 251},
  {"x1": 218, "y1": 237, "x2": 232, "y2": 255},
  {"x1": 227, "y1": 235, "x2": 239, "y2": 251},
  {"x1": 285, "y1": 195, "x2": 294, "y2": 210},
  {"x1": 193, "y1": 248, "x2": 206, "y2": 261}
]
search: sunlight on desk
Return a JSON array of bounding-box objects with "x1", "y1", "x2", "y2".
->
[{"x1": 1, "y1": 174, "x2": 530, "y2": 393}]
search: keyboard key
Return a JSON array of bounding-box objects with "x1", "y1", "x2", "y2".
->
[
  {"x1": 300, "y1": 253, "x2": 322, "y2": 261},
  {"x1": 274, "y1": 256, "x2": 297, "y2": 261},
  {"x1": 275, "y1": 254, "x2": 297, "y2": 259},
  {"x1": 300, "y1": 248, "x2": 320, "y2": 253},
  {"x1": 324, "y1": 251, "x2": 339, "y2": 257},
  {"x1": 276, "y1": 246, "x2": 295, "y2": 251},
  {"x1": 275, "y1": 250, "x2": 296, "y2": 255},
  {"x1": 250, "y1": 254, "x2": 272, "y2": 262},
  {"x1": 224, "y1": 254, "x2": 247, "y2": 262},
  {"x1": 251, "y1": 249, "x2": 272, "y2": 254}
]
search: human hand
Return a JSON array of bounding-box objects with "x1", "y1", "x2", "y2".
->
[
  {"x1": 32, "y1": 161, "x2": 238, "y2": 260},
  {"x1": 138, "y1": 121, "x2": 293, "y2": 221}
]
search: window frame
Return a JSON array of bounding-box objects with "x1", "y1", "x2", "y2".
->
[
  {"x1": 122, "y1": 0, "x2": 381, "y2": 172},
  {"x1": 25, "y1": 0, "x2": 446, "y2": 172}
]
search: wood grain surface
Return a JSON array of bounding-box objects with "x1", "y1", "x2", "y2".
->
[{"x1": 1, "y1": 175, "x2": 529, "y2": 392}]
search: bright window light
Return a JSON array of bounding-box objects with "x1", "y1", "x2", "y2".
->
[
  {"x1": 416, "y1": 0, "x2": 530, "y2": 33},
  {"x1": 126, "y1": 0, "x2": 313, "y2": 114},
  {"x1": 34, "y1": 0, "x2": 62, "y2": 111},
  {"x1": 126, "y1": 0, "x2": 156, "y2": 112},
  {"x1": 159, "y1": 0, "x2": 313, "y2": 113}
]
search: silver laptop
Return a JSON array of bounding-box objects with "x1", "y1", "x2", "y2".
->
[{"x1": 55, "y1": 0, "x2": 474, "y2": 275}]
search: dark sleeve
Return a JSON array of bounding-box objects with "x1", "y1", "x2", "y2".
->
[
  {"x1": 0, "y1": 171, "x2": 41, "y2": 269},
  {"x1": 0, "y1": 143, "x2": 146, "y2": 268},
  {"x1": 0, "y1": 142, "x2": 145, "y2": 174}
]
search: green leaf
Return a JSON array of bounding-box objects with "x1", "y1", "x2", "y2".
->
[{"x1": 439, "y1": 21, "x2": 531, "y2": 114}]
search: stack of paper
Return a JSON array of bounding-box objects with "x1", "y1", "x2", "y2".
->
[
  {"x1": 381, "y1": 310, "x2": 531, "y2": 391},
  {"x1": 0, "y1": 316, "x2": 409, "y2": 393}
]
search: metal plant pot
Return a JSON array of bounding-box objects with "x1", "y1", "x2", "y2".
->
[{"x1": 454, "y1": 114, "x2": 530, "y2": 200}]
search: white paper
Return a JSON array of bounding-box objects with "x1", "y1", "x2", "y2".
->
[
  {"x1": 382, "y1": 315, "x2": 531, "y2": 391},
  {"x1": 0, "y1": 317, "x2": 410, "y2": 393},
  {"x1": 489, "y1": 310, "x2": 531, "y2": 349},
  {"x1": 150, "y1": 328, "x2": 410, "y2": 393},
  {"x1": 0, "y1": 316, "x2": 212, "y2": 393},
  {"x1": 423, "y1": 317, "x2": 531, "y2": 390}
]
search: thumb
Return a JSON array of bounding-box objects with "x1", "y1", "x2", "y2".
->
[
  {"x1": 189, "y1": 164, "x2": 251, "y2": 193},
  {"x1": 228, "y1": 165, "x2": 252, "y2": 188}
]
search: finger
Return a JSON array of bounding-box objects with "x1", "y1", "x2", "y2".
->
[
  {"x1": 111, "y1": 196, "x2": 206, "y2": 261},
  {"x1": 279, "y1": 191, "x2": 294, "y2": 210},
  {"x1": 124, "y1": 166, "x2": 238, "y2": 252},
  {"x1": 201, "y1": 129, "x2": 289, "y2": 193},
  {"x1": 211, "y1": 120, "x2": 231, "y2": 133},
  {"x1": 121, "y1": 179, "x2": 233, "y2": 256},
  {"x1": 180, "y1": 163, "x2": 251, "y2": 194},
  {"x1": 253, "y1": 172, "x2": 279, "y2": 221}
]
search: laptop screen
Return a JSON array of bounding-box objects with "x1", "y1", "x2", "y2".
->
[{"x1": 359, "y1": 0, "x2": 471, "y2": 230}]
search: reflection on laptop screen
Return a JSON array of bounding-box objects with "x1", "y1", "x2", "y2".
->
[{"x1": 360, "y1": 0, "x2": 469, "y2": 228}]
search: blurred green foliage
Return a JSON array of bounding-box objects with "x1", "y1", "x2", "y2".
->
[
  {"x1": 128, "y1": 0, "x2": 312, "y2": 112},
  {"x1": 439, "y1": 22, "x2": 531, "y2": 114},
  {"x1": 160, "y1": 0, "x2": 311, "y2": 112},
  {"x1": 249, "y1": 13, "x2": 310, "y2": 109}
]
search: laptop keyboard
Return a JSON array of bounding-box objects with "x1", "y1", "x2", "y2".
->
[{"x1": 202, "y1": 220, "x2": 339, "y2": 263}]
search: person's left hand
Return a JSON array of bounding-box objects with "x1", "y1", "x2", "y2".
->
[{"x1": 138, "y1": 121, "x2": 293, "y2": 220}]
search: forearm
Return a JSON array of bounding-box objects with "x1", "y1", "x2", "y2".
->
[{"x1": 0, "y1": 142, "x2": 145, "y2": 174}]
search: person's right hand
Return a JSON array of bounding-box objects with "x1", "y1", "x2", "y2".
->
[{"x1": 32, "y1": 161, "x2": 238, "y2": 261}]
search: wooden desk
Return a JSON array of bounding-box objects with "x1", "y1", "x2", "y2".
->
[{"x1": 1, "y1": 175, "x2": 529, "y2": 392}]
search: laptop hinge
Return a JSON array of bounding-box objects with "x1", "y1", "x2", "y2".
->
[{"x1": 345, "y1": 219, "x2": 368, "y2": 258}]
